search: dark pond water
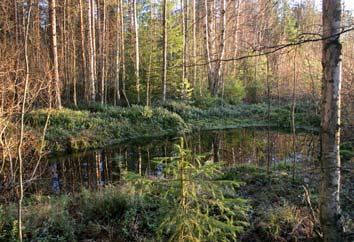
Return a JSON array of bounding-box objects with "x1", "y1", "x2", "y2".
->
[{"x1": 27, "y1": 128, "x2": 318, "y2": 195}]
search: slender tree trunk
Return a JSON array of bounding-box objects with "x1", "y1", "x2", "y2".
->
[
  {"x1": 49, "y1": 0, "x2": 62, "y2": 108},
  {"x1": 132, "y1": 0, "x2": 140, "y2": 103},
  {"x1": 100, "y1": 0, "x2": 106, "y2": 104},
  {"x1": 72, "y1": 22, "x2": 77, "y2": 106},
  {"x1": 62, "y1": 0, "x2": 69, "y2": 102},
  {"x1": 18, "y1": 4, "x2": 32, "y2": 241},
  {"x1": 233, "y1": 0, "x2": 240, "y2": 76},
  {"x1": 162, "y1": 0, "x2": 168, "y2": 102},
  {"x1": 87, "y1": 0, "x2": 96, "y2": 101},
  {"x1": 119, "y1": 0, "x2": 129, "y2": 106},
  {"x1": 181, "y1": 0, "x2": 186, "y2": 85},
  {"x1": 146, "y1": 0, "x2": 154, "y2": 107},
  {"x1": 291, "y1": 48, "x2": 297, "y2": 182},
  {"x1": 192, "y1": 0, "x2": 197, "y2": 89},
  {"x1": 204, "y1": 0, "x2": 212, "y2": 94},
  {"x1": 266, "y1": 56, "x2": 271, "y2": 174},
  {"x1": 115, "y1": 0, "x2": 121, "y2": 105},
  {"x1": 215, "y1": 0, "x2": 226, "y2": 95},
  {"x1": 79, "y1": 0, "x2": 88, "y2": 102},
  {"x1": 92, "y1": 0, "x2": 97, "y2": 82},
  {"x1": 320, "y1": 0, "x2": 344, "y2": 241}
]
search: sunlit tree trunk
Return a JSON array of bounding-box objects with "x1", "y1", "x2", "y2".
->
[
  {"x1": 204, "y1": 0, "x2": 212, "y2": 95},
  {"x1": 49, "y1": 0, "x2": 62, "y2": 108},
  {"x1": 215, "y1": 0, "x2": 226, "y2": 95},
  {"x1": 18, "y1": 3, "x2": 32, "y2": 240},
  {"x1": 100, "y1": 0, "x2": 106, "y2": 104},
  {"x1": 132, "y1": 0, "x2": 140, "y2": 103},
  {"x1": 320, "y1": 0, "x2": 344, "y2": 241},
  {"x1": 79, "y1": 0, "x2": 88, "y2": 102},
  {"x1": 87, "y1": 0, "x2": 96, "y2": 101},
  {"x1": 119, "y1": 0, "x2": 129, "y2": 106}
]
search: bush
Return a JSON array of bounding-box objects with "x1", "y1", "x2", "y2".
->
[
  {"x1": 0, "y1": 206, "x2": 18, "y2": 242},
  {"x1": 24, "y1": 196, "x2": 76, "y2": 241},
  {"x1": 224, "y1": 79, "x2": 245, "y2": 104}
]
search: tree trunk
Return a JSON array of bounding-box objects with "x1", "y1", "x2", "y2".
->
[
  {"x1": 79, "y1": 0, "x2": 88, "y2": 102},
  {"x1": 49, "y1": 0, "x2": 62, "y2": 108},
  {"x1": 18, "y1": 3, "x2": 32, "y2": 240},
  {"x1": 320, "y1": 0, "x2": 344, "y2": 241},
  {"x1": 181, "y1": 0, "x2": 186, "y2": 85},
  {"x1": 115, "y1": 0, "x2": 121, "y2": 105},
  {"x1": 146, "y1": 0, "x2": 154, "y2": 107},
  {"x1": 204, "y1": 0, "x2": 212, "y2": 94},
  {"x1": 87, "y1": 0, "x2": 96, "y2": 101},
  {"x1": 100, "y1": 0, "x2": 106, "y2": 104},
  {"x1": 162, "y1": 0, "x2": 168, "y2": 102},
  {"x1": 132, "y1": 0, "x2": 140, "y2": 103},
  {"x1": 192, "y1": 0, "x2": 197, "y2": 89},
  {"x1": 291, "y1": 48, "x2": 297, "y2": 182},
  {"x1": 119, "y1": 0, "x2": 129, "y2": 106}
]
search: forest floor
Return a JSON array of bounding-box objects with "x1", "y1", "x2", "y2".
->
[
  {"x1": 25, "y1": 100, "x2": 319, "y2": 154},
  {"x1": 2, "y1": 100, "x2": 351, "y2": 241},
  {"x1": 1, "y1": 162, "x2": 353, "y2": 241}
]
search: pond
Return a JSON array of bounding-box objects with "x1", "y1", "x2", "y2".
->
[{"x1": 26, "y1": 128, "x2": 318, "y2": 195}]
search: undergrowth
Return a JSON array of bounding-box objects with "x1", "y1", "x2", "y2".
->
[{"x1": 26, "y1": 105, "x2": 188, "y2": 153}]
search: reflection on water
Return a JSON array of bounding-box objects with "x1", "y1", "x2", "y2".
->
[{"x1": 27, "y1": 128, "x2": 318, "y2": 194}]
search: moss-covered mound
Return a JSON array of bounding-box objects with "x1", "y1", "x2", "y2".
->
[{"x1": 26, "y1": 105, "x2": 189, "y2": 153}]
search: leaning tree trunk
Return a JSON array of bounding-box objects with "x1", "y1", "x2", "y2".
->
[{"x1": 320, "y1": 0, "x2": 343, "y2": 241}]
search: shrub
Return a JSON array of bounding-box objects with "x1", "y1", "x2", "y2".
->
[
  {"x1": 24, "y1": 196, "x2": 76, "y2": 241},
  {"x1": 224, "y1": 79, "x2": 246, "y2": 104}
]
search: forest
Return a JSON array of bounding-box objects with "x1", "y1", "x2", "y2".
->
[{"x1": 0, "y1": 0, "x2": 353, "y2": 241}]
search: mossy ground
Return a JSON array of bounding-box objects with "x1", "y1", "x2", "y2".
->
[
  {"x1": 25, "y1": 104, "x2": 189, "y2": 153},
  {"x1": 25, "y1": 101, "x2": 320, "y2": 154}
]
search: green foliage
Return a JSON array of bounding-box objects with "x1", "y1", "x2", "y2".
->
[
  {"x1": 340, "y1": 142, "x2": 354, "y2": 162},
  {"x1": 192, "y1": 92, "x2": 221, "y2": 109},
  {"x1": 245, "y1": 79, "x2": 263, "y2": 104},
  {"x1": 0, "y1": 206, "x2": 18, "y2": 242},
  {"x1": 270, "y1": 102, "x2": 320, "y2": 129},
  {"x1": 281, "y1": 0, "x2": 298, "y2": 42},
  {"x1": 24, "y1": 196, "x2": 76, "y2": 241},
  {"x1": 177, "y1": 79, "x2": 194, "y2": 100},
  {"x1": 223, "y1": 78, "x2": 246, "y2": 104},
  {"x1": 26, "y1": 104, "x2": 188, "y2": 153},
  {"x1": 126, "y1": 138, "x2": 249, "y2": 241},
  {"x1": 266, "y1": 203, "x2": 299, "y2": 238}
]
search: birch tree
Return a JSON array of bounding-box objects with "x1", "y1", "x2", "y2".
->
[
  {"x1": 319, "y1": 0, "x2": 344, "y2": 241},
  {"x1": 132, "y1": 0, "x2": 140, "y2": 103},
  {"x1": 87, "y1": 0, "x2": 96, "y2": 101}
]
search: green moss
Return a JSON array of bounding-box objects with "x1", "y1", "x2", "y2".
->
[
  {"x1": 26, "y1": 105, "x2": 189, "y2": 153},
  {"x1": 26, "y1": 101, "x2": 319, "y2": 154}
]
